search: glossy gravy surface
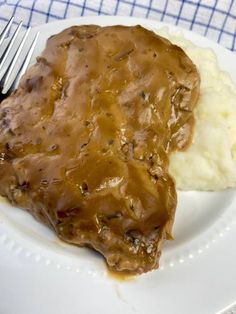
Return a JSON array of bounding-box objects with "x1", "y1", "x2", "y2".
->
[{"x1": 0, "y1": 25, "x2": 200, "y2": 273}]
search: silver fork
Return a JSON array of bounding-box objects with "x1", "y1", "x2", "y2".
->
[{"x1": 0, "y1": 16, "x2": 39, "y2": 99}]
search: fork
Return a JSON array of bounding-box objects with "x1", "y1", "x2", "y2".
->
[{"x1": 0, "y1": 16, "x2": 39, "y2": 100}]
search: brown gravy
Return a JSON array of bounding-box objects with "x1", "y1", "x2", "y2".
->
[{"x1": 0, "y1": 25, "x2": 200, "y2": 274}]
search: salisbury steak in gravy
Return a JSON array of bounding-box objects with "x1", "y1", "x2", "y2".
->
[{"x1": 0, "y1": 25, "x2": 200, "y2": 273}]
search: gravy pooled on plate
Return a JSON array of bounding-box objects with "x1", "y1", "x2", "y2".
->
[{"x1": 0, "y1": 25, "x2": 200, "y2": 273}]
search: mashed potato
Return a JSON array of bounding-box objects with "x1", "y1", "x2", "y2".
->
[{"x1": 156, "y1": 28, "x2": 236, "y2": 191}]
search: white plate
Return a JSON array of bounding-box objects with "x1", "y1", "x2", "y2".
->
[{"x1": 0, "y1": 16, "x2": 235, "y2": 314}]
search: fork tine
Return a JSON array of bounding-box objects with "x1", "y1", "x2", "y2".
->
[
  {"x1": 1, "y1": 27, "x2": 31, "y2": 94},
  {"x1": 0, "y1": 16, "x2": 14, "y2": 49},
  {"x1": 0, "y1": 21, "x2": 23, "y2": 81},
  {"x1": 3, "y1": 31, "x2": 40, "y2": 94}
]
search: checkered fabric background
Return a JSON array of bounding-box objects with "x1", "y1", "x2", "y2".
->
[{"x1": 0, "y1": 0, "x2": 235, "y2": 51}]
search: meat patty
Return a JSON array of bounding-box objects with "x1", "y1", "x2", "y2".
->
[{"x1": 0, "y1": 25, "x2": 200, "y2": 274}]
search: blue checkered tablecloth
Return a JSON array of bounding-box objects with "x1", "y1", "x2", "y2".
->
[{"x1": 0, "y1": 0, "x2": 235, "y2": 51}]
